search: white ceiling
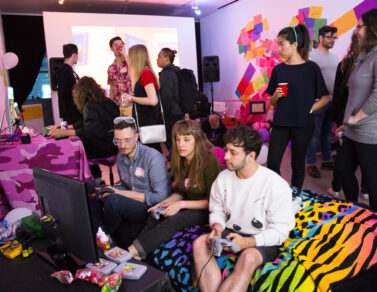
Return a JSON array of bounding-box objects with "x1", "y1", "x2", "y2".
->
[{"x1": 0, "y1": 0, "x2": 239, "y2": 18}]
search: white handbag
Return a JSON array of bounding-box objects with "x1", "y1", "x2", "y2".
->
[{"x1": 134, "y1": 94, "x2": 166, "y2": 144}]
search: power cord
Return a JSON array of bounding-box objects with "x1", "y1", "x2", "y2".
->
[{"x1": 197, "y1": 254, "x2": 213, "y2": 289}]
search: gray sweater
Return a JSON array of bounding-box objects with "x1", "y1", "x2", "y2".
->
[{"x1": 344, "y1": 45, "x2": 377, "y2": 144}]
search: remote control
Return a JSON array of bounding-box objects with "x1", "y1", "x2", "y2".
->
[
  {"x1": 209, "y1": 237, "x2": 241, "y2": 256},
  {"x1": 151, "y1": 207, "x2": 166, "y2": 220}
]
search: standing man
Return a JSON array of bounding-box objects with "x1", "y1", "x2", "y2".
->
[
  {"x1": 56, "y1": 43, "x2": 82, "y2": 125},
  {"x1": 107, "y1": 37, "x2": 132, "y2": 107},
  {"x1": 307, "y1": 26, "x2": 339, "y2": 178},
  {"x1": 157, "y1": 48, "x2": 184, "y2": 150},
  {"x1": 193, "y1": 126, "x2": 295, "y2": 292}
]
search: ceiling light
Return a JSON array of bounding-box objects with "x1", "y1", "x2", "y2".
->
[
  {"x1": 58, "y1": 0, "x2": 64, "y2": 5},
  {"x1": 194, "y1": 9, "x2": 201, "y2": 16}
]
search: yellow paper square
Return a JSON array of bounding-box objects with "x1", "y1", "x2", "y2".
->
[
  {"x1": 330, "y1": 9, "x2": 358, "y2": 37},
  {"x1": 257, "y1": 47, "x2": 266, "y2": 57},
  {"x1": 250, "y1": 41, "x2": 256, "y2": 50},
  {"x1": 262, "y1": 18, "x2": 270, "y2": 31},
  {"x1": 246, "y1": 21, "x2": 254, "y2": 32},
  {"x1": 245, "y1": 50, "x2": 253, "y2": 61},
  {"x1": 240, "y1": 95, "x2": 251, "y2": 105},
  {"x1": 289, "y1": 16, "x2": 299, "y2": 27},
  {"x1": 252, "y1": 74, "x2": 266, "y2": 92},
  {"x1": 309, "y1": 6, "x2": 323, "y2": 19}
]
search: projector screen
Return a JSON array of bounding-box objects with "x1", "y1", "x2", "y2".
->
[{"x1": 43, "y1": 12, "x2": 197, "y2": 123}]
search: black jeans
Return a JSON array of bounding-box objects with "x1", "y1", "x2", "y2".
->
[
  {"x1": 267, "y1": 118, "x2": 314, "y2": 190},
  {"x1": 133, "y1": 209, "x2": 209, "y2": 260},
  {"x1": 336, "y1": 137, "x2": 377, "y2": 210}
]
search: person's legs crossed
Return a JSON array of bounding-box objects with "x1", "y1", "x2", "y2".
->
[
  {"x1": 267, "y1": 126, "x2": 290, "y2": 176},
  {"x1": 103, "y1": 194, "x2": 148, "y2": 234}
]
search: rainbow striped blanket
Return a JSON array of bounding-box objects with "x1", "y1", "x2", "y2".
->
[{"x1": 152, "y1": 190, "x2": 377, "y2": 291}]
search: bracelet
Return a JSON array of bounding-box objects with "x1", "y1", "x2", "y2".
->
[{"x1": 180, "y1": 200, "x2": 186, "y2": 209}]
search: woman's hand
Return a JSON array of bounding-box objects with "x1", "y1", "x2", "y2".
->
[
  {"x1": 48, "y1": 128, "x2": 69, "y2": 137},
  {"x1": 348, "y1": 115, "x2": 359, "y2": 125},
  {"x1": 162, "y1": 201, "x2": 182, "y2": 217},
  {"x1": 335, "y1": 125, "x2": 347, "y2": 140},
  {"x1": 272, "y1": 87, "x2": 284, "y2": 100}
]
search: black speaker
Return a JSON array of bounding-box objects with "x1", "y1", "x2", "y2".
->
[
  {"x1": 49, "y1": 57, "x2": 65, "y2": 91},
  {"x1": 203, "y1": 56, "x2": 220, "y2": 83}
]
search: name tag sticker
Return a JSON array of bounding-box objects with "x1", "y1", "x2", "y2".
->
[
  {"x1": 135, "y1": 167, "x2": 145, "y2": 177},
  {"x1": 184, "y1": 178, "x2": 189, "y2": 188}
]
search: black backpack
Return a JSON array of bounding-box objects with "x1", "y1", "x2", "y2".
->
[{"x1": 175, "y1": 69, "x2": 197, "y2": 114}]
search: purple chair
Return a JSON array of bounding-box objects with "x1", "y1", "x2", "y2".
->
[{"x1": 88, "y1": 154, "x2": 118, "y2": 185}]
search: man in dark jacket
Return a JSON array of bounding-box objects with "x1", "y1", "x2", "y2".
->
[
  {"x1": 56, "y1": 43, "x2": 82, "y2": 125},
  {"x1": 157, "y1": 48, "x2": 184, "y2": 151},
  {"x1": 201, "y1": 114, "x2": 227, "y2": 148}
]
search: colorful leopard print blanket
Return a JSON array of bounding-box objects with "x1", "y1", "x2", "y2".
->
[{"x1": 152, "y1": 190, "x2": 377, "y2": 291}]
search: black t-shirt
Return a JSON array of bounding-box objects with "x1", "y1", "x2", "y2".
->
[
  {"x1": 267, "y1": 61, "x2": 328, "y2": 127},
  {"x1": 56, "y1": 63, "x2": 82, "y2": 124}
]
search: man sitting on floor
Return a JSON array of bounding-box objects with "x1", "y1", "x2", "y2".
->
[
  {"x1": 93, "y1": 117, "x2": 171, "y2": 237},
  {"x1": 193, "y1": 125, "x2": 295, "y2": 292}
]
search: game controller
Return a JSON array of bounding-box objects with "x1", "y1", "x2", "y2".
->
[
  {"x1": 209, "y1": 237, "x2": 241, "y2": 256},
  {"x1": 96, "y1": 187, "x2": 115, "y2": 200},
  {"x1": 151, "y1": 208, "x2": 166, "y2": 220}
]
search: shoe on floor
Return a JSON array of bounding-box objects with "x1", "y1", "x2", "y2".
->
[
  {"x1": 321, "y1": 161, "x2": 334, "y2": 170},
  {"x1": 360, "y1": 193, "x2": 369, "y2": 201},
  {"x1": 327, "y1": 187, "x2": 340, "y2": 198},
  {"x1": 307, "y1": 165, "x2": 321, "y2": 178}
]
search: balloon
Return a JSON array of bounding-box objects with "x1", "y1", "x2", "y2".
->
[
  {"x1": 256, "y1": 144, "x2": 268, "y2": 165},
  {"x1": 4, "y1": 208, "x2": 32, "y2": 225},
  {"x1": 258, "y1": 128, "x2": 270, "y2": 142},
  {"x1": 2, "y1": 52, "x2": 19, "y2": 69}
]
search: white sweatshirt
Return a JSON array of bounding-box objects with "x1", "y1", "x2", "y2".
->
[{"x1": 209, "y1": 166, "x2": 295, "y2": 247}]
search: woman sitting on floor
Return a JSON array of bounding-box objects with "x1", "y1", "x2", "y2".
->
[
  {"x1": 49, "y1": 76, "x2": 120, "y2": 180},
  {"x1": 128, "y1": 120, "x2": 220, "y2": 260}
]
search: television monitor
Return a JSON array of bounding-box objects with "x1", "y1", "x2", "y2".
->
[
  {"x1": 48, "y1": 57, "x2": 64, "y2": 91},
  {"x1": 33, "y1": 168, "x2": 98, "y2": 270}
]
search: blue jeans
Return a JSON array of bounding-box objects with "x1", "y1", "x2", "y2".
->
[
  {"x1": 104, "y1": 194, "x2": 148, "y2": 235},
  {"x1": 306, "y1": 102, "x2": 333, "y2": 165}
]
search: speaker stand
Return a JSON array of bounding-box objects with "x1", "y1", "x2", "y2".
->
[{"x1": 210, "y1": 82, "x2": 214, "y2": 114}]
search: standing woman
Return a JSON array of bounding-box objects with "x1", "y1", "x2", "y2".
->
[
  {"x1": 266, "y1": 24, "x2": 329, "y2": 191},
  {"x1": 336, "y1": 9, "x2": 377, "y2": 210},
  {"x1": 125, "y1": 44, "x2": 161, "y2": 152},
  {"x1": 128, "y1": 120, "x2": 220, "y2": 260}
]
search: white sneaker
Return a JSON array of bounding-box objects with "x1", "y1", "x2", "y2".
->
[{"x1": 361, "y1": 193, "x2": 369, "y2": 201}]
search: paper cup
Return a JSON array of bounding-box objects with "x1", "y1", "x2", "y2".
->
[{"x1": 278, "y1": 83, "x2": 288, "y2": 96}]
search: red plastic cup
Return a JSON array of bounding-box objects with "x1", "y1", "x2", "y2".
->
[
  {"x1": 117, "y1": 45, "x2": 122, "y2": 51},
  {"x1": 278, "y1": 83, "x2": 288, "y2": 96}
]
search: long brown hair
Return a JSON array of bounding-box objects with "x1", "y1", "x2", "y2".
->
[
  {"x1": 73, "y1": 76, "x2": 108, "y2": 113},
  {"x1": 360, "y1": 9, "x2": 377, "y2": 53},
  {"x1": 340, "y1": 32, "x2": 360, "y2": 87},
  {"x1": 171, "y1": 120, "x2": 212, "y2": 190},
  {"x1": 128, "y1": 44, "x2": 158, "y2": 91}
]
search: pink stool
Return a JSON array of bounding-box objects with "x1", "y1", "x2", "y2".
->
[{"x1": 88, "y1": 154, "x2": 118, "y2": 185}]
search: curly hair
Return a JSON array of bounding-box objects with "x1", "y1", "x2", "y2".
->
[
  {"x1": 360, "y1": 9, "x2": 377, "y2": 53},
  {"x1": 340, "y1": 32, "x2": 360, "y2": 87},
  {"x1": 73, "y1": 76, "x2": 108, "y2": 113},
  {"x1": 170, "y1": 120, "x2": 212, "y2": 191},
  {"x1": 223, "y1": 125, "x2": 262, "y2": 158}
]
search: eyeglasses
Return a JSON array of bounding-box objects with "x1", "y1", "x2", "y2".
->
[
  {"x1": 114, "y1": 116, "x2": 136, "y2": 125},
  {"x1": 324, "y1": 36, "x2": 338, "y2": 40},
  {"x1": 113, "y1": 136, "x2": 135, "y2": 146},
  {"x1": 356, "y1": 24, "x2": 366, "y2": 30}
]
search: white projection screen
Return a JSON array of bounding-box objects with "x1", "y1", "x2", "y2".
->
[{"x1": 43, "y1": 12, "x2": 197, "y2": 123}]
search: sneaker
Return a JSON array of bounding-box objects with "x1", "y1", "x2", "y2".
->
[
  {"x1": 321, "y1": 161, "x2": 334, "y2": 170},
  {"x1": 327, "y1": 187, "x2": 340, "y2": 198},
  {"x1": 360, "y1": 193, "x2": 369, "y2": 201},
  {"x1": 307, "y1": 165, "x2": 321, "y2": 178}
]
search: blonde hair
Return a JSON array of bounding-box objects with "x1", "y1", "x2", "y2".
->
[
  {"x1": 128, "y1": 44, "x2": 158, "y2": 90},
  {"x1": 171, "y1": 120, "x2": 212, "y2": 190}
]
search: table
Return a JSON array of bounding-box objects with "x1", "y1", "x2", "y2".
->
[
  {"x1": 0, "y1": 239, "x2": 171, "y2": 292},
  {"x1": 0, "y1": 133, "x2": 93, "y2": 219}
]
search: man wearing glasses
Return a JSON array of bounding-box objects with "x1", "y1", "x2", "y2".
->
[
  {"x1": 306, "y1": 26, "x2": 339, "y2": 179},
  {"x1": 98, "y1": 117, "x2": 171, "y2": 237}
]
